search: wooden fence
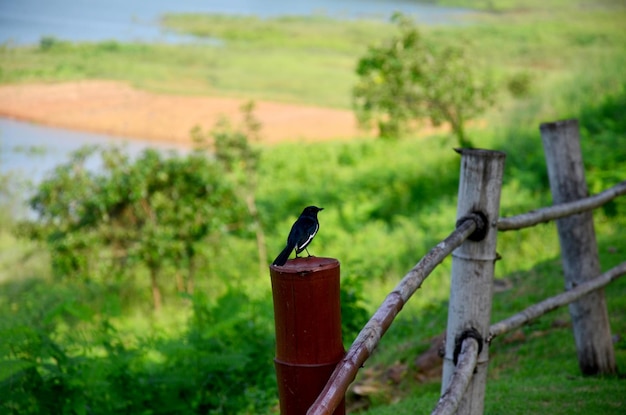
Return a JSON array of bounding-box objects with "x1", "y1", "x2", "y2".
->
[{"x1": 305, "y1": 119, "x2": 626, "y2": 415}]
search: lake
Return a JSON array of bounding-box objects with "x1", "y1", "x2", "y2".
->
[
  {"x1": 0, "y1": 118, "x2": 184, "y2": 181},
  {"x1": 0, "y1": 0, "x2": 473, "y2": 45},
  {"x1": 0, "y1": 118, "x2": 188, "y2": 217}
]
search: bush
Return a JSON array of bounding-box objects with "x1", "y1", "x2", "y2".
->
[{"x1": 1, "y1": 286, "x2": 277, "y2": 415}]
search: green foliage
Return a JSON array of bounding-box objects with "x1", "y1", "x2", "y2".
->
[
  {"x1": 191, "y1": 101, "x2": 268, "y2": 277},
  {"x1": 17, "y1": 145, "x2": 246, "y2": 310},
  {"x1": 0, "y1": 284, "x2": 277, "y2": 414},
  {"x1": 211, "y1": 102, "x2": 262, "y2": 179},
  {"x1": 506, "y1": 71, "x2": 533, "y2": 98},
  {"x1": 579, "y1": 86, "x2": 626, "y2": 188},
  {"x1": 38, "y1": 36, "x2": 57, "y2": 51},
  {"x1": 183, "y1": 290, "x2": 276, "y2": 413},
  {"x1": 340, "y1": 275, "x2": 371, "y2": 343},
  {"x1": 353, "y1": 13, "x2": 496, "y2": 144}
]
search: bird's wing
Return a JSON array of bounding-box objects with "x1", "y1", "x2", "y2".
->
[{"x1": 295, "y1": 219, "x2": 319, "y2": 253}]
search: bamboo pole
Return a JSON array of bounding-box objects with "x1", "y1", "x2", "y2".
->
[
  {"x1": 431, "y1": 337, "x2": 480, "y2": 415},
  {"x1": 441, "y1": 149, "x2": 506, "y2": 415},
  {"x1": 270, "y1": 257, "x2": 345, "y2": 415},
  {"x1": 497, "y1": 180, "x2": 626, "y2": 231},
  {"x1": 540, "y1": 119, "x2": 616, "y2": 375},
  {"x1": 489, "y1": 261, "x2": 626, "y2": 342},
  {"x1": 307, "y1": 215, "x2": 481, "y2": 415}
]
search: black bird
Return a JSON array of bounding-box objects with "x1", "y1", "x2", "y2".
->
[{"x1": 272, "y1": 206, "x2": 323, "y2": 266}]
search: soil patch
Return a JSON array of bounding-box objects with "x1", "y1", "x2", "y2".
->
[{"x1": 0, "y1": 80, "x2": 367, "y2": 146}]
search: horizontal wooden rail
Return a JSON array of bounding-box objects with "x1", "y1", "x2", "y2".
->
[
  {"x1": 488, "y1": 261, "x2": 626, "y2": 342},
  {"x1": 307, "y1": 215, "x2": 483, "y2": 415},
  {"x1": 431, "y1": 337, "x2": 480, "y2": 415},
  {"x1": 497, "y1": 180, "x2": 626, "y2": 231}
]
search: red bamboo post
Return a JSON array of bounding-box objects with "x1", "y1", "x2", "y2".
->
[{"x1": 270, "y1": 257, "x2": 345, "y2": 415}]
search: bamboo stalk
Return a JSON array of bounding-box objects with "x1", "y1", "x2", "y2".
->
[
  {"x1": 306, "y1": 217, "x2": 479, "y2": 415},
  {"x1": 442, "y1": 149, "x2": 505, "y2": 415},
  {"x1": 488, "y1": 262, "x2": 626, "y2": 342},
  {"x1": 497, "y1": 180, "x2": 626, "y2": 231},
  {"x1": 431, "y1": 337, "x2": 480, "y2": 415}
]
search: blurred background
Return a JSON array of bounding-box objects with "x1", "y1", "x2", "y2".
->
[{"x1": 1, "y1": 1, "x2": 625, "y2": 414}]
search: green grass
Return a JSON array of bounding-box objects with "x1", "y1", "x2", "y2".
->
[
  {"x1": 357, "y1": 246, "x2": 626, "y2": 414},
  {"x1": 161, "y1": 14, "x2": 393, "y2": 52},
  {"x1": 435, "y1": 0, "x2": 624, "y2": 12}
]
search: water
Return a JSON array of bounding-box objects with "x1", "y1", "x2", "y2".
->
[
  {"x1": 0, "y1": 118, "x2": 184, "y2": 211},
  {"x1": 0, "y1": 0, "x2": 473, "y2": 45}
]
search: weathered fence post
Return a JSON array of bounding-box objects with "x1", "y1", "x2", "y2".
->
[
  {"x1": 540, "y1": 118, "x2": 616, "y2": 375},
  {"x1": 442, "y1": 149, "x2": 506, "y2": 415},
  {"x1": 270, "y1": 257, "x2": 345, "y2": 415}
]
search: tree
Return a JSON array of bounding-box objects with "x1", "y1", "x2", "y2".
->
[
  {"x1": 191, "y1": 101, "x2": 267, "y2": 277},
  {"x1": 353, "y1": 13, "x2": 496, "y2": 147},
  {"x1": 19, "y1": 145, "x2": 243, "y2": 310}
]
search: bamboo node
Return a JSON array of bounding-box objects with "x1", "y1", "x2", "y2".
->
[
  {"x1": 453, "y1": 328, "x2": 483, "y2": 366},
  {"x1": 456, "y1": 211, "x2": 488, "y2": 242}
]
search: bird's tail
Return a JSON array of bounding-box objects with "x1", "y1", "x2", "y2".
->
[{"x1": 272, "y1": 244, "x2": 294, "y2": 266}]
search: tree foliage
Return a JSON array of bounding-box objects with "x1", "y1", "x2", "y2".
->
[
  {"x1": 17, "y1": 104, "x2": 269, "y2": 311},
  {"x1": 353, "y1": 13, "x2": 496, "y2": 146},
  {"x1": 18, "y1": 144, "x2": 246, "y2": 310},
  {"x1": 191, "y1": 101, "x2": 267, "y2": 278},
  {"x1": 1, "y1": 284, "x2": 277, "y2": 414}
]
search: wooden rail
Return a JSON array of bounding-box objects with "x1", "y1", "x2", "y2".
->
[
  {"x1": 497, "y1": 180, "x2": 626, "y2": 231},
  {"x1": 488, "y1": 262, "x2": 626, "y2": 342}
]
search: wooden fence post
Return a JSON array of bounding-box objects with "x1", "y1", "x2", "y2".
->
[
  {"x1": 270, "y1": 257, "x2": 345, "y2": 415},
  {"x1": 441, "y1": 149, "x2": 506, "y2": 415},
  {"x1": 540, "y1": 119, "x2": 616, "y2": 375}
]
